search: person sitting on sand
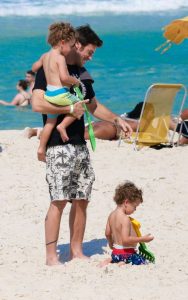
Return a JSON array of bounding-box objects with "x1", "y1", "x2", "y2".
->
[
  {"x1": 100, "y1": 181, "x2": 154, "y2": 267},
  {"x1": 84, "y1": 103, "x2": 188, "y2": 146},
  {"x1": 24, "y1": 103, "x2": 188, "y2": 145},
  {"x1": 32, "y1": 22, "x2": 83, "y2": 162},
  {"x1": 0, "y1": 79, "x2": 30, "y2": 106}
]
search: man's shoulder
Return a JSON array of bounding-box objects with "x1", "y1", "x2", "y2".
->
[
  {"x1": 80, "y1": 67, "x2": 94, "y2": 83},
  {"x1": 67, "y1": 65, "x2": 94, "y2": 83}
]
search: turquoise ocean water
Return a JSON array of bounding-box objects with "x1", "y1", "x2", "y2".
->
[{"x1": 1, "y1": 0, "x2": 188, "y2": 129}]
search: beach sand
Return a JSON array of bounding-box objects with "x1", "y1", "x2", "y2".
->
[{"x1": 0, "y1": 130, "x2": 188, "y2": 300}]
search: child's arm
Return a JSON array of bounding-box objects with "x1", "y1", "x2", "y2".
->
[
  {"x1": 32, "y1": 54, "x2": 45, "y2": 73},
  {"x1": 122, "y1": 217, "x2": 154, "y2": 245},
  {"x1": 57, "y1": 55, "x2": 81, "y2": 87},
  {"x1": 105, "y1": 218, "x2": 113, "y2": 249}
]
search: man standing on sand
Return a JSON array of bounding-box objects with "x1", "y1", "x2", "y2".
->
[{"x1": 32, "y1": 24, "x2": 132, "y2": 265}]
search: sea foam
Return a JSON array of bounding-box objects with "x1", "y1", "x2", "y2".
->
[{"x1": 0, "y1": 0, "x2": 187, "y2": 17}]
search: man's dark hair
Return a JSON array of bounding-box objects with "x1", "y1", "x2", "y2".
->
[
  {"x1": 76, "y1": 25, "x2": 103, "y2": 47},
  {"x1": 26, "y1": 70, "x2": 35, "y2": 77}
]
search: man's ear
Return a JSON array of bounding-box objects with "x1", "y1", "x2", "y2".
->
[{"x1": 75, "y1": 41, "x2": 83, "y2": 50}]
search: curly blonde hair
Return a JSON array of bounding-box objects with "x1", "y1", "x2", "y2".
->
[
  {"x1": 47, "y1": 22, "x2": 76, "y2": 47},
  {"x1": 113, "y1": 181, "x2": 143, "y2": 205}
]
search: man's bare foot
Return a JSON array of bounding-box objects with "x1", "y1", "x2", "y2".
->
[
  {"x1": 37, "y1": 147, "x2": 46, "y2": 162},
  {"x1": 57, "y1": 125, "x2": 69, "y2": 142},
  {"x1": 46, "y1": 258, "x2": 63, "y2": 266},
  {"x1": 70, "y1": 253, "x2": 89, "y2": 260}
]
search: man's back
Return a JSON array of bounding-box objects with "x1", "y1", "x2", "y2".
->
[{"x1": 43, "y1": 49, "x2": 65, "y2": 87}]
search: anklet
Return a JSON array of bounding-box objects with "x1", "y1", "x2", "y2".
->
[{"x1": 46, "y1": 240, "x2": 57, "y2": 246}]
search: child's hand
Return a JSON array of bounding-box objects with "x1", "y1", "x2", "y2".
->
[{"x1": 142, "y1": 234, "x2": 154, "y2": 243}]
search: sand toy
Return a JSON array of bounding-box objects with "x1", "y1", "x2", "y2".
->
[{"x1": 130, "y1": 217, "x2": 155, "y2": 263}]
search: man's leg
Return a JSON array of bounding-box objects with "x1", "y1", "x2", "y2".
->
[
  {"x1": 23, "y1": 127, "x2": 42, "y2": 139},
  {"x1": 170, "y1": 115, "x2": 188, "y2": 145},
  {"x1": 69, "y1": 199, "x2": 88, "y2": 259},
  {"x1": 85, "y1": 121, "x2": 117, "y2": 140},
  {"x1": 45, "y1": 200, "x2": 67, "y2": 265},
  {"x1": 84, "y1": 120, "x2": 138, "y2": 141},
  {"x1": 179, "y1": 109, "x2": 188, "y2": 144}
]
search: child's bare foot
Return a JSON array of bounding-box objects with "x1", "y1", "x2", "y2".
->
[
  {"x1": 57, "y1": 125, "x2": 69, "y2": 142},
  {"x1": 37, "y1": 146, "x2": 46, "y2": 162},
  {"x1": 98, "y1": 258, "x2": 112, "y2": 268}
]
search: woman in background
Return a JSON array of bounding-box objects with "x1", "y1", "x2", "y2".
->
[{"x1": 0, "y1": 80, "x2": 30, "y2": 106}]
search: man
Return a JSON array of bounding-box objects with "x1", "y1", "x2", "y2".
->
[
  {"x1": 32, "y1": 25, "x2": 132, "y2": 265},
  {"x1": 25, "y1": 70, "x2": 35, "y2": 102}
]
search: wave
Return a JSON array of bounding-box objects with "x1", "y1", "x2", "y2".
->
[{"x1": 0, "y1": 0, "x2": 188, "y2": 17}]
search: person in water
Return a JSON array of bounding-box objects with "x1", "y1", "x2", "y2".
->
[{"x1": 0, "y1": 80, "x2": 30, "y2": 106}]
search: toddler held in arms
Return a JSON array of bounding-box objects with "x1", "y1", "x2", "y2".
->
[
  {"x1": 32, "y1": 22, "x2": 83, "y2": 162},
  {"x1": 100, "y1": 181, "x2": 154, "y2": 267}
]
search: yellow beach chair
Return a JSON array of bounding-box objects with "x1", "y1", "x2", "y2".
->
[{"x1": 119, "y1": 83, "x2": 187, "y2": 150}]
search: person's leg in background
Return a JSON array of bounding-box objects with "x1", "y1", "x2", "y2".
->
[
  {"x1": 23, "y1": 127, "x2": 42, "y2": 139},
  {"x1": 170, "y1": 109, "x2": 188, "y2": 145},
  {"x1": 179, "y1": 109, "x2": 188, "y2": 144}
]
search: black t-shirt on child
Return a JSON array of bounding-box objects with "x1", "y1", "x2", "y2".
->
[{"x1": 33, "y1": 65, "x2": 95, "y2": 148}]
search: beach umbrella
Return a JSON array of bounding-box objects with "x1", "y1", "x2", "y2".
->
[{"x1": 156, "y1": 16, "x2": 188, "y2": 54}]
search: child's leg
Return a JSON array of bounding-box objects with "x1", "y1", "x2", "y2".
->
[
  {"x1": 38, "y1": 118, "x2": 57, "y2": 162},
  {"x1": 57, "y1": 115, "x2": 76, "y2": 142}
]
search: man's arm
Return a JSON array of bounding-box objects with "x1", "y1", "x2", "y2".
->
[
  {"x1": 87, "y1": 96, "x2": 132, "y2": 136},
  {"x1": 32, "y1": 89, "x2": 87, "y2": 119}
]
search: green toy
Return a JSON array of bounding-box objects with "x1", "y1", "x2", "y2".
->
[
  {"x1": 73, "y1": 86, "x2": 96, "y2": 151},
  {"x1": 130, "y1": 217, "x2": 155, "y2": 263}
]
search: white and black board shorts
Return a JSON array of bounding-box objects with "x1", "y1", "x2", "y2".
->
[{"x1": 46, "y1": 144, "x2": 95, "y2": 201}]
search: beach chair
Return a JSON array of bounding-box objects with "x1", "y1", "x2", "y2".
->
[{"x1": 119, "y1": 83, "x2": 187, "y2": 150}]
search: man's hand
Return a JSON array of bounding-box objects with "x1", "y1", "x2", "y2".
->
[
  {"x1": 72, "y1": 100, "x2": 89, "y2": 119},
  {"x1": 114, "y1": 116, "x2": 133, "y2": 138}
]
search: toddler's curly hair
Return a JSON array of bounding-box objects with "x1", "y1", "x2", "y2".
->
[
  {"x1": 48, "y1": 22, "x2": 76, "y2": 47},
  {"x1": 113, "y1": 181, "x2": 143, "y2": 205}
]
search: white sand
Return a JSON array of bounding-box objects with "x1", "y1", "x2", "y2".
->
[{"x1": 0, "y1": 130, "x2": 188, "y2": 300}]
